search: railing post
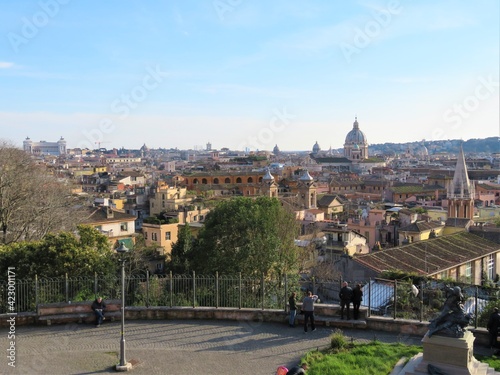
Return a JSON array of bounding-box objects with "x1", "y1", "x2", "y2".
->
[
  {"x1": 146, "y1": 270, "x2": 150, "y2": 308},
  {"x1": 261, "y1": 272, "x2": 265, "y2": 310},
  {"x1": 474, "y1": 286, "x2": 478, "y2": 329},
  {"x1": 368, "y1": 278, "x2": 371, "y2": 318},
  {"x1": 215, "y1": 271, "x2": 219, "y2": 309},
  {"x1": 94, "y1": 272, "x2": 98, "y2": 297},
  {"x1": 169, "y1": 271, "x2": 173, "y2": 308},
  {"x1": 65, "y1": 273, "x2": 69, "y2": 303},
  {"x1": 192, "y1": 271, "x2": 196, "y2": 308},
  {"x1": 238, "y1": 272, "x2": 242, "y2": 309},
  {"x1": 284, "y1": 274, "x2": 288, "y2": 312},
  {"x1": 393, "y1": 280, "x2": 397, "y2": 320},
  {"x1": 35, "y1": 274, "x2": 39, "y2": 308},
  {"x1": 420, "y1": 281, "x2": 424, "y2": 322}
]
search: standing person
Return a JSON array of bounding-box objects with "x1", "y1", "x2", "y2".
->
[
  {"x1": 302, "y1": 291, "x2": 318, "y2": 333},
  {"x1": 339, "y1": 281, "x2": 353, "y2": 320},
  {"x1": 91, "y1": 297, "x2": 106, "y2": 327},
  {"x1": 288, "y1": 292, "x2": 297, "y2": 328},
  {"x1": 352, "y1": 283, "x2": 363, "y2": 320},
  {"x1": 487, "y1": 307, "x2": 500, "y2": 348}
]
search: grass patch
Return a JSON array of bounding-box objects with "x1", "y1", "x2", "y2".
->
[
  {"x1": 303, "y1": 342, "x2": 421, "y2": 375},
  {"x1": 302, "y1": 340, "x2": 422, "y2": 375}
]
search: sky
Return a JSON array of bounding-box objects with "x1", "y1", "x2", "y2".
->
[{"x1": 0, "y1": 0, "x2": 498, "y2": 152}]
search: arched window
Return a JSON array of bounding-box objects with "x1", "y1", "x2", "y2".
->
[
  {"x1": 213, "y1": 178, "x2": 219, "y2": 184},
  {"x1": 202, "y1": 178, "x2": 208, "y2": 184},
  {"x1": 247, "y1": 177, "x2": 253, "y2": 183},
  {"x1": 225, "y1": 177, "x2": 231, "y2": 183},
  {"x1": 193, "y1": 178, "x2": 198, "y2": 184},
  {"x1": 236, "y1": 177, "x2": 242, "y2": 183}
]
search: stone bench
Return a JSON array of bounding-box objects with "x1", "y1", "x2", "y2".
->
[
  {"x1": 296, "y1": 314, "x2": 368, "y2": 329},
  {"x1": 37, "y1": 300, "x2": 121, "y2": 326}
]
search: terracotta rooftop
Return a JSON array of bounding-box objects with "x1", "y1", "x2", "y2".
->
[{"x1": 353, "y1": 231, "x2": 499, "y2": 276}]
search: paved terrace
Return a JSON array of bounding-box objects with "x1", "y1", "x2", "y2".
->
[{"x1": 0, "y1": 319, "x2": 494, "y2": 375}]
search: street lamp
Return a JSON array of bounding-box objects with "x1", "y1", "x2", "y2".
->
[{"x1": 115, "y1": 243, "x2": 131, "y2": 371}]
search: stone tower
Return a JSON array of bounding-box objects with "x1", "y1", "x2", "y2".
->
[
  {"x1": 261, "y1": 168, "x2": 278, "y2": 198},
  {"x1": 447, "y1": 145, "x2": 474, "y2": 220},
  {"x1": 298, "y1": 170, "x2": 317, "y2": 209}
]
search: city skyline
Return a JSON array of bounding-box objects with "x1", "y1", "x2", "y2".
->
[{"x1": 0, "y1": 1, "x2": 498, "y2": 151}]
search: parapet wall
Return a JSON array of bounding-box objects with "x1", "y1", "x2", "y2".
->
[{"x1": 1, "y1": 303, "x2": 489, "y2": 346}]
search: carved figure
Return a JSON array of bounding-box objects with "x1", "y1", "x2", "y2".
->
[{"x1": 428, "y1": 286, "x2": 473, "y2": 338}]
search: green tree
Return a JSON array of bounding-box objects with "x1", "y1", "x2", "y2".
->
[
  {"x1": 190, "y1": 196, "x2": 299, "y2": 276},
  {"x1": 168, "y1": 223, "x2": 194, "y2": 274},
  {"x1": 0, "y1": 225, "x2": 115, "y2": 278}
]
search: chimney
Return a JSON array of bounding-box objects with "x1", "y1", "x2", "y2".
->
[{"x1": 106, "y1": 207, "x2": 114, "y2": 219}]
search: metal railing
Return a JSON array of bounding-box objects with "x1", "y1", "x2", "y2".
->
[{"x1": 1, "y1": 273, "x2": 498, "y2": 328}]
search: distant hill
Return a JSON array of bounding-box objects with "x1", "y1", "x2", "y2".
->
[{"x1": 368, "y1": 137, "x2": 500, "y2": 156}]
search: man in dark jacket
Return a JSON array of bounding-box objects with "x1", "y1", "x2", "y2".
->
[
  {"x1": 339, "y1": 281, "x2": 353, "y2": 320},
  {"x1": 487, "y1": 307, "x2": 500, "y2": 348},
  {"x1": 91, "y1": 297, "x2": 106, "y2": 327},
  {"x1": 352, "y1": 283, "x2": 363, "y2": 320}
]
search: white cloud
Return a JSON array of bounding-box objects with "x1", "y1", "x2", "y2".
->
[{"x1": 0, "y1": 62, "x2": 14, "y2": 69}]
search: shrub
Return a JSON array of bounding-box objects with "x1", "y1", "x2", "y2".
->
[{"x1": 330, "y1": 329, "x2": 347, "y2": 350}]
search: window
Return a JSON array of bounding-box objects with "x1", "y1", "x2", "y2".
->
[
  {"x1": 144, "y1": 232, "x2": 148, "y2": 240},
  {"x1": 465, "y1": 262, "x2": 472, "y2": 278},
  {"x1": 152, "y1": 233, "x2": 157, "y2": 241},
  {"x1": 165, "y1": 232, "x2": 171, "y2": 240},
  {"x1": 156, "y1": 263, "x2": 163, "y2": 271},
  {"x1": 120, "y1": 223, "x2": 128, "y2": 231},
  {"x1": 488, "y1": 254, "x2": 494, "y2": 280}
]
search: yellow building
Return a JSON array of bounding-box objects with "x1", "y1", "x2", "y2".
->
[{"x1": 142, "y1": 222, "x2": 179, "y2": 257}]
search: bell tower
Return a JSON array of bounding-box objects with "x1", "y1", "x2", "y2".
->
[
  {"x1": 261, "y1": 168, "x2": 278, "y2": 198},
  {"x1": 298, "y1": 170, "x2": 317, "y2": 209},
  {"x1": 447, "y1": 145, "x2": 474, "y2": 220}
]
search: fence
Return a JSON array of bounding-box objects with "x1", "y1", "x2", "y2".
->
[
  {"x1": 0, "y1": 272, "x2": 299, "y2": 314},
  {"x1": 1, "y1": 273, "x2": 498, "y2": 328}
]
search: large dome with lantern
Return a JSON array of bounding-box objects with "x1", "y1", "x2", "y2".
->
[{"x1": 344, "y1": 117, "x2": 369, "y2": 161}]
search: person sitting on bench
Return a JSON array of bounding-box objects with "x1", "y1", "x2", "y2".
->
[{"x1": 91, "y1": 297, "x2": 106, "y2": 327}]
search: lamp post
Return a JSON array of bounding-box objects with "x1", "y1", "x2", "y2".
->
[{"x1": 116, "y1": 243, "x2": 130, "y2": 371}]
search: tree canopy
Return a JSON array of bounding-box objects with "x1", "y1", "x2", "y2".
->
[
  {"x1": 0, "y1": 225, "x2": 116, "y2": 278},
  {"x1": 189, "y1": 196, "x2": 299, "y2": 276},
  {"x1": 0, "y1": 142, "x2": 79, "y2": 244},
  {"x1": 168, "y1": 223, "x2": 194, "y2": 274}
]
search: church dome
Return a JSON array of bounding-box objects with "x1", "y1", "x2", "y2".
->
[
  {"x1": 273, "y1": 144, "x2": 280, "y2": 154},
  {"x1": 345, "y1": 117, "x2": 367, "y2": 145},
  {"x1": 312, "y1": 141, "x2": 320, "y2": 154}
]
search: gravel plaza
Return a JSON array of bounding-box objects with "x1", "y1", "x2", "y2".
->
[{"x1": 3, "y1": 318, "x2": 489, "y2": 375}]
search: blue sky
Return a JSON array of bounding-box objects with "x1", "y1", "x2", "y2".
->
[{"x1": 0, "y1": 0, "x2": 498, "y2": 151}]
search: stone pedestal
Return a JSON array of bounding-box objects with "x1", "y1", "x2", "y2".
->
[
  {"x1": 400, "y1": 331, "x2": 494, "y2": 375},
  {"x1": 421, "y1": 330, "x2": 474, "y2": 369}
]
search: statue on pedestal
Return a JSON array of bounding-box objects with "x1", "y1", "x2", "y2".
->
[{"x1": 428, "y1": 285, "x2": 473, "y2": 338}]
